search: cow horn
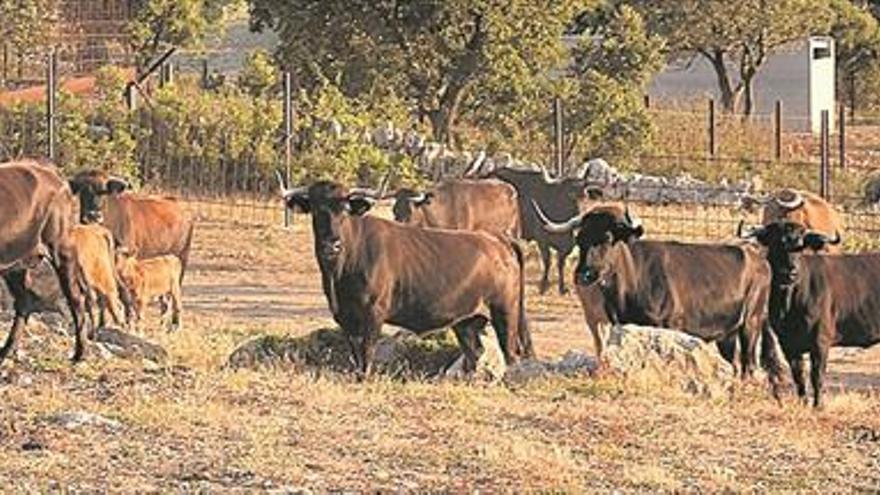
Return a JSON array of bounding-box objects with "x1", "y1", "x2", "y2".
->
[
  {"x1": 462, "y1": 150, "x2": 486, "y2": 177},
  {"x1": 377, "y1": 170, "x2": 393, "y2": 199},
  {"x1": 624, "y1": 207, "x2": 642, "y2": 229},
  {"x1": 531, "y1": 199, "x2": 584, "y2": 234},
  {"x1": 348, "y1": 186, "x2": 381, "y2": 198},
  {"x1": 774, "y1": 189, "x2": 804, "y2": 210},
  {"x1": 809, "y1": 230, "x2": 842, "y2": 245},
  {"x1": 540, "y1": 164, "x2": 558, "y2": 184},
  {"x1": 275, "y1": 170, "x2": 307, "y2": 200}
]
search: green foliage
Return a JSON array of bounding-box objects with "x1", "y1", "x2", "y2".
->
[
  {"x1": 238, "y1": 49, "x2": 279, "y2": 98},
  {"x1": 249, "y1": 0, "x2": 590, "y2": 144},
  {"x1": 0, "y1": 0, "x2": 58, "y2": 54},
  {"x1": 831, "y1": 0, "x2": 880, "y2": 105}
]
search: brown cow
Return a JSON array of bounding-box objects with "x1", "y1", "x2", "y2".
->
[
  {"x1": 279, "y1": 179, "x2": 533, "y2": 375},
  {"x1": 117, "y1": 255, "x2": 183, "y2": 332},
  {"x1": 0, "y1": 160, "x2": 89, "y2": 363},
  {"x1": 70, "y1": 224, "x2": 126, "y2": 330},
  {"x1": 392, "y1": 179, "x2": 521, "y2": 237},
  {"x1": 68, "y1": 170, "x2": 195, "y2": 281},
  {"x1": 744, "y1": 188, "x2": 844, "y2": 253}
]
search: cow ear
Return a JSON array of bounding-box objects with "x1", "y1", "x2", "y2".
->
[
  {"x1": 802, "y1": 232, "x2": 827, "y2": 251},
  {"x1": 106, "y1": 177, "x2": 129, "y2": 194},
  {"x1": 418, "y1": 192, "x2": 434, "y2": 206},
  {"x1": 347, "y1": 197, "x2": 374, "y2": 216},
  {"x1": 68, "y1": 180, "x2": 81, "y2": 194},
  {"x1": 285, "y1": 194, "x2": 311, "y2": 213},
  {"x1": 612, "y1": 222, "x2": 643, "y2": 242}
]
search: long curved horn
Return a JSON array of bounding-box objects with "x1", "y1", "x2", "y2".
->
[
  {"x1": 540, "y1": 164, "x2": 557, "y2": 183},
  {"x1": 462, "y1": 150, "x2": 486, "y2": 177},
  {"x1": 736, "y1": 220, "x2": 763, "y2": 239},
  {"x1": 808, "y1": 230, "x2": 842, "y2": 245},
  {"x1": 348, "y1": 186, "x2": 381, "y2": 198},
  {"x1": 624, "y1": 207, "x2": 642, "y2": 229},
  {"x1": 828, "y1": 231, "x2": 842, "y2": 245},
  {"x1": 774, "y1": 189, "x2": 804, "y2": 210},
  {"x1": 275, "y1": 170, "x2": 307, "y2": 200},
  {"x1": 377, "y1": 170, "x2": 393, "y2": 198},
  {"x1": 531, "y1": 199, "x2": 584, "y2": 234},
  {"x1": 275, "y1": 170, "x2": 287, "y2": 192},
  {"x1": 406, "y1": 191, "x2": 428, "y2": 203}
]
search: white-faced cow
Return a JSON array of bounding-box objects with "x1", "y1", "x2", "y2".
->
[
  {"x1": 392, "y1": 179, "x2": 520, "y2": 237},
  {"x1": 278, "y1": 178, "x2": 533, "y2": 375},
  {"x1": 489, "y1": 166, "x2": 601, "y2": 294},
  {"x1": 534, "y1": 203, "x2": 778, "y2": 380},
  {"x1": 740, "y1": 221, "x2": 879, "y2": 408},
  {"x1": 0, "y1": 160, "x2": 89, "y2": 363}
]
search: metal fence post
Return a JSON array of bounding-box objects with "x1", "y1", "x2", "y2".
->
[
  {"x1": 283, "y1": 71, "x2": 293, "y2": 227},
  {"x1": 838, "y1": 103, "x2": 846, "y2": 170},
  {"x1": 643, "y1": 94, "x2": 650, "y2": 109},
  {"x1": 201, "y1": 59, "x2": 209, "y2": 89},
  {"x1": 1, "y1": 44, "x2": 8, "y2": 88},
  {"x1": 820, "y1": 110, "x2": 830, "y2": 200},
  {"x1": 553, "y1": 96, "x2": 563, "y2": 176},
  {"x1": 46, "y1": 49, "x2": 57, "y2": 162},
  {"x1": 708, "y1": 98, "x2": 716, "y2": 157},
  {"x1": 774, "y1": 100, "x2": 782, "y2": 161}
]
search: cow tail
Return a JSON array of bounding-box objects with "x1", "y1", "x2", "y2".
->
[
  {"x1": 510, "y1": 239, "x2": 535, "y2": 359},
  {"x1": 178, "y1": 220, "x2": 195, "y2": 285}
]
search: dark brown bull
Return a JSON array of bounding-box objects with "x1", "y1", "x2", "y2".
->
[
  {"x1": 740, "y1": 221, "x2": 877, "y2": 408},
  {"x1": 0, "y1": 160, "x2": 89, "y2": 363},
  {"x1": 392, "y1": 179, "x2": 520, "y2": 237},
  {"x1": 534, "y1": 203, "x2": 777, "y2": 378},
  {"x1": 279, "y1": 179, "x2": 533, "y2": 375},
  {"x1": 68, "y1": 170, "x2": 195, "y2": 282},
  {"x1": 489, "y1": 166, "x2": 600, "y2": 294}
]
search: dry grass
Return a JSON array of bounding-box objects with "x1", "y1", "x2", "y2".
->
[{"x1": 0, "y1": 211, "x2": 879, "y2": 492}]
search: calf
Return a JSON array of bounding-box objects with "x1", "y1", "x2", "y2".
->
[
  {"x1": 534, "y1": 203, "x2": 778, "y2": 380},
  {"x1": 279, "y1": 179, "x2": 533, "y2": 375},
  {"x1": 69, "y1": 224, "x2": 127, "y2": 330},
  {"x1": 117, "y1": 255, "x2": 183, "y2": 332},
  {"x1": 740, "y1": 221, "x2": 878, "y2": 407}
]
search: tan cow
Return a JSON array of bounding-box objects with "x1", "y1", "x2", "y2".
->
[
  {"x1": 744, "y1": 188, "x2": 844, "y2": 253},
  {"x1": 69, "y1": 224, "x2": 127, "y2": 330},
  {"x1": 117, "y1": 255, "x2": 183, "y2": 332}
]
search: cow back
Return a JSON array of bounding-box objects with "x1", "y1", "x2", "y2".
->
[
  {"x1": 103, "y1": 193, "x2": 193, "y2": 260},
  {"x1": 422, "y1": 179, "x2": 520, "y2": 237}
]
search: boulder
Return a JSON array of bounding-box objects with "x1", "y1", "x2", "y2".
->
[
  {"x1": 444, "y1": 326, "x2": 506, "y2": 380},
  {"x1": 93, "y1": 327, "x2": 169, "y2": 364},
  {"x1": 602, "y1": 325, "x2": 735, "y2": 398},
  {"x1": 47, "y1": 410, "x2": 123, "y2": 431}
]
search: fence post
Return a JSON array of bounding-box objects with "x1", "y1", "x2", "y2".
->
[
  {"x1": 708, "y1": 98, "x2": 716, "y2": 157},
  {"x1": 820, "y1": 110, "x2": 830, "y2": 200},
  {"x1": 849, "y1": 72, "x2": 856, "y2": 120},
  {"x1": 643, "y1": 94, "x2": 650, "y2": 109},
  {"x1": 283, "y1": 71, "x2": 293, "y2": 228},
  {"x1": 46, "y1": 49, "x2": 57, "y2": 162},
  {"x1": 553, "y1": 96, "x2": 563, "y2": 176},
  {"x1": 1, "y1": 44, "x2": 8, "y2": 88},
  {"x1": 838, "y1": 103, "x2": 846, "y2": 170},
  {"x1": 774, "y1": 100, "x2": 783, "y2": 161},
  {"x1": 201, "y1": 59, "x2": 209, "y2": 89}
]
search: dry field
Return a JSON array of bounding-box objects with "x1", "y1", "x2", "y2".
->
[{"x1": 1, "y1": 206, "x2": 879, "y2": 492}]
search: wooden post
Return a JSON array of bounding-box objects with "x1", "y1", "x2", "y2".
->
[
  {"x1": 283, "y1": 71, "x2": 293, "y2": 227},
  {"x1": 554, "y1": 97, "x2": 564, "y2": 177},
  {"x1": 643, "y1": 94, "x2": 650, "y2": 109},
  {"x1": 46, "y1": 49, "x2": 57, "y2": 162},
  {"x1": 708, "y1": 98, "x2": 716, "y2": 157},
  {"x1": 849, "y1": 72, "x2": 856, "y2": 120},
  {"x1": 201, "y1": 59, "x2": 209, "y2": 89},
  {"x1": 1, "y1": 44, "x2": 8, "y2": 88},
  {"x1": 838, "y1": 103, "x2": 846, "y2": 170},
  {"x1": 820, "y1": 110, "x2": 830, "y2": 200},
  {"x1": 774, "y1": 100, "x2": 783, "y2": 161}
]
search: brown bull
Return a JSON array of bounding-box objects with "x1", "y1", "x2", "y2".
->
[
  {"x1": 741, "y1": 221, "x2": 878, "y2": 408},
  {"x1": 392, "y1": 179, "x2": 520, "y2": 237},
  {"x1": 70, "y1": 224, "x2": 127, "y2": 329},
  {"x1": 534, "y1": 203, "x2": 780, "y2": 380},
  {"x1": 68, "y1": 170, "x2": 195, "y2": 281},
  {"x1": 0, "y1": 160, "x2": 89, "y2": 363},
  {"x1": 279, "y1": 179, "x2": 533, "y2": 375},
  {"x1": 745, "y1": 188, "x2": 843, "y2": 253}
]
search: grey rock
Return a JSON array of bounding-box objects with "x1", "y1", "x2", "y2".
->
[
  {"x1": 93, "y1": 327, "x2": 169, "y2": 364},
  {"x1": 48, "y1": 410, "x2": 123, "y2": 431}
]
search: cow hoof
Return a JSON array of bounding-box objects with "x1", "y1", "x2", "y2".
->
[{"x1": 558, "y1": 287, "x2": 570, "y2": 295}]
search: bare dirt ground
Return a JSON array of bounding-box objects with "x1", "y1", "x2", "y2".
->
[{"x1": 1, "y1": 209, "x2": 879, "y2": 492}]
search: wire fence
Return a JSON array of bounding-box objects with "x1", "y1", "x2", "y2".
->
[{"x1": 3, "y1": 49, "x2": 880, "y2": 246}]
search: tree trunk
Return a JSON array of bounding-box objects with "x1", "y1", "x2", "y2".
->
[
  {"x1": 705, "y1": 49, "x2": 737, "y2": 113},
  {"x1": 742, "y1": 71, "x2": 755, "y2": 117}
]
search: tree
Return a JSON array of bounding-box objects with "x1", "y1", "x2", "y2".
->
[
  {"x1": 126, "y1": 0, "x2": 238, "y2": 69},
  {"x1": 830, "y1": 0, "x2": 880, "y2": 109},
  {"x1": 0, "y1": 0, "x2": 58, "y2": 84},
  {"x1": 634, "y1": 0, "x2": 834, "y2": 114},
  {"x1": 249, "y1": 0, "x2": 588, "y2": 146}
]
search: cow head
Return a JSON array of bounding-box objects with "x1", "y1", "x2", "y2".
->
[
  {"x1": 392, "y1": 189, "x2": 434, "y2": 224},
  {"x1": 277, "y1": 175, "x2": 377, "y2": 261},
  {"x1": 68, "y1": 170, "x2": 130, "y2": 224},
  {"x1": 533, "y1": 202, "x2": 643, "y2": 286},
  {"x1": 739, "y1": 220, "x2": 841, "y2": 287}
]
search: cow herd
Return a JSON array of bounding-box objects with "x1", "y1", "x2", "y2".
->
[{"x1": 2, "y1": 158, "x2": 879, "y2": 409}]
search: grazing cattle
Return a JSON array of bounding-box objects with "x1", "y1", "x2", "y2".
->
[
  {"x1": 278, "y1": 178, "x2": 533, "y2": 375},
  {"x1": 534, "y1": 203, "x2": 776, "y2": 378},
  {"x1": 489, "y1": 166, "x2": 602, "y2": 294},
  {"x1": 117, "y1": 255, "x2": 183, "y2": 332},
  {"x1": 0, "y1": 160, "x2": 89, "y2": 363},
  {"x1": 392, "y1": 179, "x2": 520, "y2": 237},
  {"x1": 68, "y1": 170, "x2": 195, "y2": 281},
  {"x1": 69, "y1": 224, "x2": 127, "y2": 329},
  {"x1": 740, "y1": 221, "x2": 878, "y2": 407},
  {"x1": 743, "y1": 188, "x2": 843, "y2": 253}
]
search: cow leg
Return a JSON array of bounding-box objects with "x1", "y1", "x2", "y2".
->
[
  {"x1": 716, "y1": 335, "x2": 739, "y2": 374},
  {"x1": 556, "y1": 249, "x2": 570, "y2": 295},
  {"x1": 452, "y1": 316, "x2": 489, "y2": 374},
  {"x1": 51, "y1": 248, "x2": 88, "y2": 362},
  {"x1": 538, "y1": 244, "x2": 552, "y2": 295},
  {"x1": 169, "y1": 283, "x2": 182, "y2": 332},
  {"x1": 0, "y1": 270, "x2": 33, "y2": 363},
  {"x1": 809, "y1": 344, "x2": 829, "y2": 409},
  {"x1": 738, "y1": 328, "x2": 759, "y2": 379},
  {"x1": 489, "y1": 306, "x2": 517, "y2": 365},
  {"x1": 787, "y1": 353, "x2": 808, "y2": 404}
]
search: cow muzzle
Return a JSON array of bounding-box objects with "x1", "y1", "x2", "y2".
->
[
  {"x1": 82, "y1": 210, "x2": 104, "y2": 224},
  {"x1": 320, "y1": 239, "x2": 343, "y2": 258}
]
